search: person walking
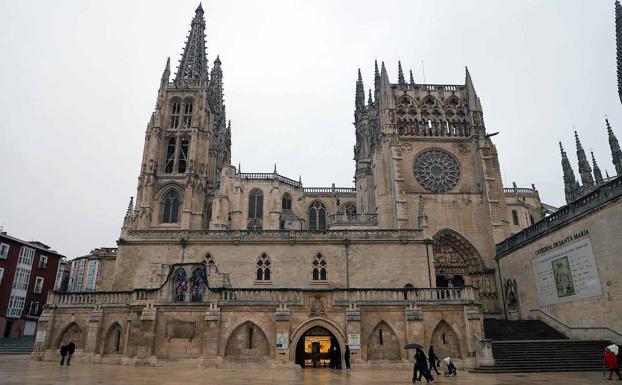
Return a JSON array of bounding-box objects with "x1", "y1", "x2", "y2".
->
[
  {"x1": 413, "y1": 349, "x2": 435, "y2": 383},
  {"x1": 59, "y1": 344, "x2": 68, "y2": 365},
  {"x1": 344, "y1": 345, "x2": 351, "y2": 371},
  {"x1": 605, "y1": 347, "x2": 622, "y2": 380},
  {"x1": 428, "y1": 346, "x2": 440, "y2": 376},
  {"x1": 66, "y1": 341, "x2": 76, "y2": 366}
]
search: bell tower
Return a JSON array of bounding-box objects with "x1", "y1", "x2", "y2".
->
[{"x1": 124, "y1": 4, "x2": 230, "y2": 232}]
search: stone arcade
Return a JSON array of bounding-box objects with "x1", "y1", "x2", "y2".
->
[{"x1": 32, "y1": 4, "x2": 552, "y2": 368}]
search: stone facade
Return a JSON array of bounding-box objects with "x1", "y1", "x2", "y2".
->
[{"x1": 33, "y1": 4, "x2": 555, "y2": 368}]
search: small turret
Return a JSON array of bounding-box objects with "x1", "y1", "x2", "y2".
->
[
  {"x1": 409, "y1": 69, "x2": 415, "y2": 86},
  {"x1": 355, "y1": 68, "x2": 365, "y2": 111},
  {"x1": 374, "y1": 60, "x2": 380, "y2": 102},
  {"x1": 160, "y1": 57, "x2": 170, "y2": 90},
  {"x1": 397, "y1": 61, "x2": 405, "y2": 85},
  {"x1": 575, "y1": 131, "x2": 595, "y2": 189},
  {"x1": 560, "y1": 142, "x2": 579, "y2": 203},
  {"x1": 606, "y1": 118, "x2": 622, "y2": 175},
  {"x1": 378, "y1": 62, "x2": 395, "y2": 110},
  {"x1": 591, "y1": 151, "x2": 604, "y2": 184}
]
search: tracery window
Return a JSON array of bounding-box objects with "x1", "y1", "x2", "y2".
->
[
  {"x1": 164, "y1": 137, "x2": 176, "y2": 173},
  {"x1": 162, "y1": 190, "x2": 180, "y2": 223},
  {"x1": 190, "y1": 267, "x2": 207, "y2": 302},
  {"x1": 178, "y1": 137, "x2": 190, "y2": 173},
  {"x1": 170, "y1": 101, "x2": 180, "y2": 129},
  {"x1": 312, "y1": 253, "x2": 327, "y2": 281},
  {"x1": 183, "y1": 100, "x2": 193, "y2": 128},
  {"x1": 174, "y1": 268, "x2": 187, "y2": 302},
  {"x1": 308, "y1": 201, "x2": 327, "y2": 230},
  {"x1": 511, "y1": 210, "x2": 519, "y2": 226},
  {"x1": 413, "y1": 150, "x2": 460, "y2": 193},
  {"x1": 343, "y1": 202, "x2": 356, "y2": 218},
  {"x1": 248, "y1": 189, "x2": 263, "y2": 230},
  {"x1": 256, "y1": 253, "x2": 271, "y2": 281},
  {"x1": 282, "y1": 192, "x2": 292, "y2": 210}
]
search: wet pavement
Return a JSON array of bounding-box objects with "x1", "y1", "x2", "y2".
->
[{"x1": 0, "y1": 356, "x2": 614, "y2": 385}]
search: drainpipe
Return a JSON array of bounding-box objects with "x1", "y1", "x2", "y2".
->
[
  {"x1": 496, "y1": 259, "x2": 508, "y2": 319},
  {"x1": 425, "y1": 240, "x2": 433, "y2": 288},
  {"x1": 344, "y1": 238, "x2": 350, "y2": 289}
]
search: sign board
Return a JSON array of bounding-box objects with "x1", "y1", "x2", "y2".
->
[
  {"x1": 276, "y1": 333, "x2": 288, "y2": 349},
  {"x1": 348, "y1": 333, "x2": 360, "y2": 349},
  {"x1": 532, "y1": 237, "x2": 602, "y2": 306}
]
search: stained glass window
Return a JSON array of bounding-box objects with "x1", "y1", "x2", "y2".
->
[
  {"x1": 174, "y1": 268, "x2": 187, "y2": 302},
  {"x1": 190, "y1": 267, "x2": 207, "y2": 302},
  {"x1": 312, "y1": 253, "x2": 327, "y2": 281},
  {"x1": 413, "y1": 150, "x2": 460, "y2": 192}
]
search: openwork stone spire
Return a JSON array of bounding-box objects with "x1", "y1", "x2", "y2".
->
[
  {"x1": 616, "y1": 1, "x2": 622, "y2": 104},
  {"x1": 575, "y1": 131, "x2": 594, "y2": 188},
  {"x1": 397, "y1": 61, "x2": 405, "y2": 85},
  {"x1": 607, "y1": 118, "x2": 622, "y2": 175},
  {"x1": 591, "y1": 151, "x2": 604, "y2": 184},
  {"x1": 355, "y1": 68, "x2": 365, "y2": 111},
  {"x1": 560, "y1": 142, "x2": 579, "y2": 203},
  {"x1": 409, "y1": 69, "x2": 415, "y2": 86},
  {"x1": 374, "y1": 60, "x2": 380, "y2": 102},
  {"x1": 175, "y1": 4, "x2": 208, "y2": 83},
  {"x1": 208, "y1": 55, "x2": 224, "y2": 116}
]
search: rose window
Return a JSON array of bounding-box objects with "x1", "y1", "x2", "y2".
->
[{"x1": 414, "y1": 150, "x2": 460, "y2": 192}]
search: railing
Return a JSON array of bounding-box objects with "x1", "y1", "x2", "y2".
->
[
  {"x1": 529, "y1": 309, "x2": 622, "y2": 345},
  {"x1": 396, "y1": 120, "x2": 471, "y2": 138},
  {"x1": 47, "y1": 286, "x2": 479, "y2": 307},
  {"x1": 303, "y1": 187, "x2": 356, "y2": 194},
  {"x1": 415, "y1": 84, "x2": 463, "y2": 92},
  {"x1": 503, "y1": 187, "x2": 538, "y2": 195},
  {"x1": 238, "y1": 172, "x2": 302, "y2": 188},
  {"x1": 497, "y1": 176, "x2": 622, "y2": 257},
  {"x1": 328, "y1": 213, "x2": 379, "y2": 226}
]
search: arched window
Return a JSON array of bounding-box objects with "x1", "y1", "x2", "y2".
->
[
  {"x1": 256, "y1": 253, "x2": 271, "y2": 281},
  {"x1": 312, "y1": 253, "x2": 327, "y2": 281},
  {"x1": 162, "y1": 190, "x2": 180, "y2": 223},
  {"x1": 282, "y1": 192, "x2": 292, "y2": 210},
  {"x1": 174, "y1": 268, "x2": 187, "y2": 302},
  {"x1": 170, "y1": 101, "x2": 180, "y2": 129},
  {"x1": 183, "y1": 100, "x2": 193, "y2": 128},
  {"x1": 308, "y1": 201, "x2": 327, "y2": 230},
  {"x1": 511, "y1": 210, "x2": 519, "y2": 226},
  {"x1": 248, "y1": 189, "x2": 264, "y2": 219},
  {"x1": 164, "y1": 137, "x2": 176, "y2": 173},
  {"x1": 178, "y1": 137, "x2": 190, "y2": 173},
  {"x1": 190, "y1": 267, "x2": 207, "y2": 302}
]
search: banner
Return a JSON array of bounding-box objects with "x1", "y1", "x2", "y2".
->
[{"x1": 532, "y1": 237, "x2": 602, "y2": 306}]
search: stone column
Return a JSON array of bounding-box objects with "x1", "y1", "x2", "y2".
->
[
  {"x1": 136, "y1": 303, "x2": 157, "y2": 359},
  {"x1": 275, "y1": 303, "x2": 290, "y2": 365},
  {"x1": 32, "y1": 308, "x2": 55, "y2": 360},
  {"x1": 85, "y1": 307, "x2": 103, "y2": 359},
  {"x1": 203, "y1": 301, "x2": 221, "y2": 365},
  {"x1": 345, "y1": 303, "x2": 362, "y2": 364},
  {"x1": 405, "y1": 304, "x2": 424, "y2": 362}
]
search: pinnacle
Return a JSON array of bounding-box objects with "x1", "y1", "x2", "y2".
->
[
  {"x1": 357, "y1": 68, "x2": 363, "y2": 82},
  {"x1": 397, "y1": 60, "x2": 405, "y2": 84},
  {"x1": 196, "y1": 3, "x2": 204, "y2": 14},
  {"x1": 409, "y1": 69, "x2": 415, "y2": 85},
  {"x1": 374, "y1": 60, "x2": 379, "y2": 77},
  {"x1": 214, "y1": 55, "x2": 221, "y2": 65}
]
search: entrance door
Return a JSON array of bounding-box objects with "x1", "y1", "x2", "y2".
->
[
  {"x1": 294, "y1": 326, "x2": 341, "y2": 369},
  {"x1": 4, "y1": 321, "x2": 13, "y2": 337}
]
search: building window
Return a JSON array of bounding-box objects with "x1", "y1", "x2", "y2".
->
[
  {"x1": 312, "y1": 253, "x2": 327, "y2": 281},
  {"x1": 379, "y1": 329, "x2": 384, "y2": 345},
  {"x1": 178, "y1": 137, "x2": 190, "y2": 173},
  {"x1": 162, "y1": 190, "x2": 180, "y2": 223},
  {"x1": 183, "y1": 100, "x2": 193, "y2": 128},
  {"x1": 248, "y1": 189, "x2": 264, "y2": 219},
  {"x1": 282, "y1": 193, "x2": 292, "y2": 210},
  {"x1": 85, "y1": 260, "x2": 98, "y2": 291},
  {"x1": 38, "y1": 255, "x2": 48, "y2": 270},
  {"x1": 0, "y1": 243, "x2": 9, "y2": 259},
  {"x1": 33, "y1": 277, "x2": 44, "y2": 294},
  {"x1": 174, "y1": 268, "x2": 188, "y2": 302},
  {"x1": 256, "y1": 253, "x2": 271, "y2": 281},
  {"x1": 170, "y1": 101, "x2": 180, "y2": 129},
  {"x1": 0, "y1": 267, "x2": 4, "y2": 286},
  {"x1": 308, "y1": 201, "x2": 327, "y2": 230},
  {"x1": 70, "y1": 259, "x2": 86, "y2": 291},
  {"x1": 54, "y1": 263, "x2": 65, "y2": 290},
  {"x1": 511, "y1": 210, "x2": 519, "y2": 226},
  {"x1": 13, "y1": 267, "x2": 31, "y2": 291},
  {"x1": 29, "y1": 301, "x2": 39, "y2": 317},
  {"x1": 7, "y1": 295, "x2": 25, "y2": 318},
  {"x1": 18, "y1": 247, "x2": 35, "y2": 266},
  {"x1": 164, "y1": 137, "x2": 176, "y2": 173}
]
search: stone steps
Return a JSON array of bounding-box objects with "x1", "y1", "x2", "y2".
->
[{"x1": 0, "y1": 336, "x2": 36, "y2": 355}]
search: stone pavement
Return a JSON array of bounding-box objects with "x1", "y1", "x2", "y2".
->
[{"x1": 0, "y1": 356, "x2": 614, "y2": 385}]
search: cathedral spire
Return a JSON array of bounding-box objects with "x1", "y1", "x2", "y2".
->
[
  {"x1": 208, "y1": 55, "x2": 224, "y2": 117},
  {"x1": 175, "y1": 4, "x2": 208, "y2": 83},
  {"x1": 607, "y1": 118, "x2": 622, "y2": 175},
  {"x1": 591, "y1": 151, "x2": 604, "y2": 184},
  {"x1": 465, "y1": 66, "x2": 481, "y2": 110},
  {"x1": 379, "y1": 62, "x2": 395, "y2": 109},
  {"x1": 355, "y1": 68, "x2": 365, "y2": 111},
  {"x1": 616, "y1": 1, "x2": 622, "y2": 104},
  {"x1": 409, "y1": 69, "x2": 415, "y2": 86},
  {"x1": 374, "y1": 60, "x2": 380, "y2": 102},
  {"x1": 575, "y1": 131, "x2": 595, "y2": 188},
  {"x1": 560, "y1": 142, "x2": 579, "y2": 203},
  {"x1": 397, "y1": 61, "x2": 406, "y2": 85}
]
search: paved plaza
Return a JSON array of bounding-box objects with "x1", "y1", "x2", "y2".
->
[{"x1": 0, "y1": 356, "x2": 613, "y2": 385}]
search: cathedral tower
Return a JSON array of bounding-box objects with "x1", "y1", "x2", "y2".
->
[{"x1": 124, "y1": 4, "x2": 230, "y2": 232}]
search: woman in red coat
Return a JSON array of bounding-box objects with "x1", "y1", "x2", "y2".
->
[{"x1": 605, "y1": 348, "x2": 622, "y2": 380}]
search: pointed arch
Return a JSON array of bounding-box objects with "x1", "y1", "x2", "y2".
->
[
  {"x1": 308, "y1": 201, "x2": 327, "y2": 230},
  {"x1": 162, "y1": 189, "x2": 181, "y2": 223},
  {"x1": 102, "y1": 321, "x2": 123, "y2": 355},
  {"x1": 173, "y1": 267, "x2": 188, "y2": 302},
  {"x1": 190, "y1": 266, "x2": 207, "y2": 302},
  {"x1": 429, "y1": 320, "x2": 462, "y2": 358},
  {"x1": 56, "y1": 321, "x2": 84, "y2": 349},
  {"x1": 256, "y1": 252, "x2": 271, "y2": 281},
  {"x1": 432, "y1": 229, "x2": 486, "y2": 276},
  {"x1": 312, "y1": 253, "x2": 327, "y2": 281},
  {"x1": 366, "y1": 320, "x2": 401, "y2": 361},
  {"x1": 224, "y1": 321, "x2": 270, "y2": 358}
]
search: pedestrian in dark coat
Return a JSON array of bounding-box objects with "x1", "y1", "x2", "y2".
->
[
  {"x1": 413, "y1": 349, "x2": 435, "y2": 383},
  {"x1": 428, "y1": 346, "x2": 440, "y2": 375},
  {"x1": 605, "y1": 348, "x2": 622, "y2": 380},
  {"x1": 66, "y1": 341, "x2": 76, "y2": 366},
  {"x1": 344, "y1": 345, "x2": 351, "y2": 370},
  {"x1": 59, "y1": 344, "x2": 68, "y2": 365}
]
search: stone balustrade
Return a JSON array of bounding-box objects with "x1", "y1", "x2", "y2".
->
[
  {"x1": 48, "y1": 286, "x2": 479, "y2": 308},
  {"x1": 327, "y1": 213, "x2": 379, "y2": 226}
]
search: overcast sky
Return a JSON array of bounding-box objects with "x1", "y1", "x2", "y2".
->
[{"x1": 0, "y1": 0, "x2": 620, "y2": 258}]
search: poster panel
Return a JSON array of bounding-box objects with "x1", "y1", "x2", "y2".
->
[
  {"x1": 276, "y1": 333, "x2": 288, "y2": 349},
  {"x1": 348, "y1": 333, "x2": 360, "y2": 349},
  {"x1": 532, "y1": 237, "x2": 601, "y2": 306}
]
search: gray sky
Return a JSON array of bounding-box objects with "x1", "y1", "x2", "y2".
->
[{"x1": 0, "y1": 0, "x2": 620, "y2": 258}]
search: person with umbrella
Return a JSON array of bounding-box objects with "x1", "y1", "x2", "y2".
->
[
  {"x1": 405, "y1": 343, "x2": 435, "y2": 384},
  {"x1": 605, "y1": 346, "x2": 622, "y2": 380}
]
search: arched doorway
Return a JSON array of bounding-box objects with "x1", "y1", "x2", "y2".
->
[{"x1": 294, "y1": 326, "x2": 341, "y2": 369}]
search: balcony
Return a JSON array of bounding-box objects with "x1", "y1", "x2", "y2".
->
[{"x1": 327, "y1": 213, "x2": 378, "y2": 228}]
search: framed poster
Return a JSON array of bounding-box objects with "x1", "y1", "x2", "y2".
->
[
  {"x1": 276, "y1": 333, "x2": 288, "y2": 349},
  {"x1": 348, "y1": 333, "x2": 360, "y2": 349}
]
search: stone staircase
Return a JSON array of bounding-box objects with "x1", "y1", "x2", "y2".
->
[
  {"x1": 0, "y1": 336, "x2": 36, "y2": 355},
  {"x1": 472, "y1": 319, "x2": 609, "y2": 373}
]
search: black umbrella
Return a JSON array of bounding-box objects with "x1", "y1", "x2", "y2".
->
[{"x1": 404, "y1": 343, "x2": 423, "y2": 349}]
